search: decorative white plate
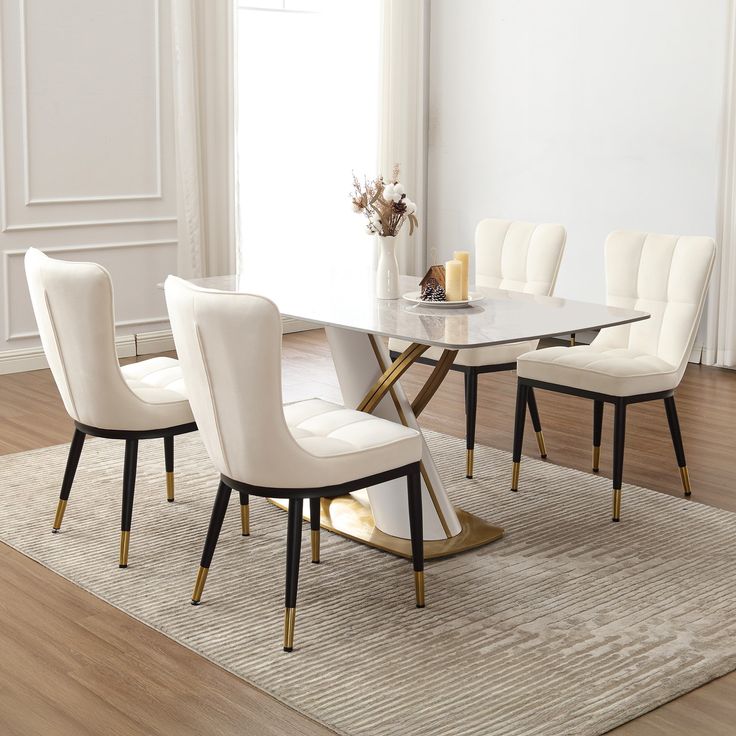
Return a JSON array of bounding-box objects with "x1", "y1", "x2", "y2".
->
[{"x1": 402, "y1": 291, "x2": 485, "y2": 308}]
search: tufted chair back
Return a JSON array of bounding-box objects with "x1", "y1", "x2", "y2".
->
[
  {"x1": 165, "y1": 276, "x2": 310, "y2": 488},
  {"x1": 24, "y1": 248, "x2": 146, "y2": 430},
  {"x1": 474, "y1": 219, "x2": 566, "y2": 295},
  {"x1": 593, "y1": 231, "x2": 716, "y2": 381}
]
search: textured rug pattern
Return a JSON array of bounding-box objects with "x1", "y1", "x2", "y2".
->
[{"x1": 1, "y1": 432, "x2": 736, "y2": 736}]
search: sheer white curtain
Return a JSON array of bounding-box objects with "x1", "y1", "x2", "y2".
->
[
  {"x1": 236, "y1": 2, "x2": 380, "y2": 282},
  {"x1": 705, "y1": 1, "x2": 736, "y2": 368},
  {"x1": 378, "y1": 0, "x2": 429, "y2": 277},
  {"x1": 171, "y1": 0, "x2": 236, "y2": 279},
  {"x1": 177, "y1": 1, "x2": 428, "y2": 281}
]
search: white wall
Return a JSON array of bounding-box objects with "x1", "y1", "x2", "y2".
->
[
  {"x1": 0, "y1": 0, "x2": 178, "y2": 372},
  {"x1": 427, "y1": 0, "x2": 728, "y2": 303}
]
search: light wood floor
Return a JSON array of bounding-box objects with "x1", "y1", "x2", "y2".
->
[{"x1": 1, "y1": 330, "x2": 735, "y2": 735}]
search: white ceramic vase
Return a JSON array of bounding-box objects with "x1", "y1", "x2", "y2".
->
[{"x1": 376, "y1": 235, "x2": 400, "y2": 299}]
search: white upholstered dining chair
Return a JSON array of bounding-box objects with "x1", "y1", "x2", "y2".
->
[
  {"x1": 390, "y1": 218, "x2": 566, "y2": 478},
  {"x1": 24, "y1": 248, "x2": 197, "y2": 567},
  {"x1": 165, "y1": 276, "x2": 425, "y2": 652},
  {"x1": 511, "y1": 230, "x2": 716, "y2": 521}
]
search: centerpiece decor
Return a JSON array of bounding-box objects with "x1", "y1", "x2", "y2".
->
[
  {"x1": 351, "y1": 164, "x2": 418, "y2": 299},
  {"x1": 420, "y1": 265, "x2": 447, "y2": 301}
]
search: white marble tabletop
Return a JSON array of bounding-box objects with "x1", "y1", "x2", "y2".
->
[{"x1": 186, "y1": 273, "x2": 648, "y2": 350}]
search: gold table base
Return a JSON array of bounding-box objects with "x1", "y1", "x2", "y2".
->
[{"x1": 268, "y1": 496, "x2": 504, "y2": 560}]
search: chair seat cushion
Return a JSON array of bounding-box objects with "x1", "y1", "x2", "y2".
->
[
  {"x1": 283, "y1": 398, "x2": 421, "y2": 485},
  {"x1": 516, "y1": 345, "x2": 678, "y2": 397},
  {"x1": 388, "y1": 337, "x2": 537, "y2": 368},
  {"x1": 120, "y1": 357, "x2": 194, "y2": 428}
]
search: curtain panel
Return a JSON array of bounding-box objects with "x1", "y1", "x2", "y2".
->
[
  {"x1": 705, "y1": 0, "x2": 736, "y2": 368},
  {"x1": 171, "y1": 0, "x2": 236, "y2": 280},
  {"x1": 378, "y1": 0, "x2": 429, "y2": 278}
]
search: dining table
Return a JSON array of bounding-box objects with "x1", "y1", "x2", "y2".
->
[{"x1": 185, "y1": 271, "x2": 648, "y2": 559}]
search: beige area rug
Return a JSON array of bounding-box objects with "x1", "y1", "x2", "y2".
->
[{"x1": 1, "y1": 431, "x2": 736, "y2": 736}]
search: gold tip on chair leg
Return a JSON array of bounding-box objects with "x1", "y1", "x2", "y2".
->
[
  {"x1": 535, "y1": 431, "x2": 547, "y2": 459},
  {"x1": 240, "y1": 504, "x2": 250, "y2": 536},
  {"x1": 612, "y1": 488, "x2": 622, "y2": 522},
  {"x1": 166, "y1": 471, "x2": 174, "y2": 502},
  {"x1": 592, "y1": 445, "x2": 601, "y2": 473},
  {"x1": 311, "y1": 529, "x2": 320, "y2": 564},
  {"x1": 191, "y1": 566, "x2": 209, "y2": 605},
  {"x1": 466, "y1": 449, "x2": 474, "y2": 479},
  {"x1": 52, "y1": 499, "x2": 68, "y2": 533},
  {"x1": 283, "y1": 607, "x2": 296, "y2": 652},
  {"x1": 511, "y1": 461, "x2": 520, "y2": 492},
  {"x1": 119, "y1": 530, "x2": 130, "y2": 568},
  {"x1": 414, "y1": 570, "x2": 425, "y2": 608},
  {"x1": 679, "y1": 466, "x2": 692, "y2": 496}
]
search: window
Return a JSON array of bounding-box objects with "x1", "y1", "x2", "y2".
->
[
  {"x1": 239, "y1": 1, "x2": 323, "y2": 11},
  {"x1": 236, "y1": 1, "x2": 380, "y2": 275}
]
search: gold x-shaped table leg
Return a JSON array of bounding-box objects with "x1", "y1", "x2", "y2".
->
[
  {"x1": 272, "y1": 331, "x2": 504, "y2": 559},
  {"x1": 357, "y1": 340, "x2": 458, "y2": 418},
  {"x1": 361, "y1": 338, "x2": 459, "y2": 538}
]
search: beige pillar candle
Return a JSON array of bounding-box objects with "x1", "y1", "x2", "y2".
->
[
  {"x1": 453, "y1": 250, "x2": 470, "y2": 299},
  {"x1": 445, "y1": 259, "x2": 463, "y2": 301}
]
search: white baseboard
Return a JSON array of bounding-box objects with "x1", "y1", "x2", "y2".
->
[
  {"x1": 0, "y1": 317, "x2": 320, "y2": 375},
  {"x1": 689, "y1": 343, "x2": 704, "y2": 364},
  {"x1": 2, "y1": 333, "x2": 143, "y2": 375},
  {"x1": 0, "y1": 345, "x2": 56, "y2": 374},
  {"x1": 135, "y1": 329, "x2": 176, "y2": 355}
]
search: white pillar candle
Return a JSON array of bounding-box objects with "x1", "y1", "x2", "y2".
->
[
  {"x1": 453, "y1": 250, "x2": 470, "y2": 299},
  {"x1": 445, "y1": 259, "x2": 463, "y2": 301}
]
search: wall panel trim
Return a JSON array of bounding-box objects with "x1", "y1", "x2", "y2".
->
[
  {"x1": 18, "y1": 0, "x2": 164, "y2": 206},
  {"x1": 3, "y1": 239, "x2": 177, "y2": 341}
]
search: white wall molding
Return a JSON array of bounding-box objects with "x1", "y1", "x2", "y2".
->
[
  {"x1": 1, "y1": 216, "x2": 177, "y2": 233},
  {"x1": 0, "y1": 0, "x2": 177, "y2": 234},
  {"x1": 2, "y1": 239, "x2": 176, "y2": 341},
  {"x1": 18, "y1": 0, "x2": 164, "y2": 206},
  {"x1": 0, "y1": 0, "x2": 180, "y2": 358}
]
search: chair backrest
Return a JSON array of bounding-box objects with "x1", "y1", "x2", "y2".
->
[
  {"x1": 474, "y1": 219, "x2": 567, "y2": 296},
  {"x1": 593, "y1": 231, "x2": 716, "y2": 381},
  {"x1": 165, "y1": 276, "x2": 303, "y2": 487},
  {"x1": 24, "y1": 248, "x2": 140, "y2": 429}
]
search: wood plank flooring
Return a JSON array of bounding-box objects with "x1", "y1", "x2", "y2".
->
[{"x1": 1, "y1": 330, "x2": 735, "y2": 735}]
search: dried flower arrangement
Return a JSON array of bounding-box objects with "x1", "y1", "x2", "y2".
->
[{"x1": 351, "y1": 164, "x2": 419, "y2": 237}]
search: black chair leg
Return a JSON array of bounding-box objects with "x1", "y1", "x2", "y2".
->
[
  {"x1": 164, "y1": 435, "x2": 175, "y2": 502},
  {"x1": 612, "y1": 399, "x2": 627, "y2": 522},
  {"x1": 592, "y1": 400, "x2": 604, "y2": 472},
  {"x1": 511, "y1": 381, "x2": 529, "y2": 491},
  {"x1": 406, "y1": 464, "x2": 425, "y2": 608},
  {"x1": 239, "y1": 490, "x2": 250, "y2": 536},
  {"x1": 464, "y1": 369, "x2": 478, "y2": 478},
  {"x1": 52, "y1": 428, "x2": 86, "y2": 533},
  {"x1": 664, "y1": 396, "x2": 691, "y2": 496},
  {"x1": 309, "y1": 497, "x2": 321, "y2": 563},
  {"x1": 526, "y1": 387, "x2": 547, "y2": 459},
  {"x1": 192, "y1": 481, "x2": 232, "y2": 604},
  {"x1": 119, "y1": 439, "x2": 139, "y2": 568},
  {"x1": 283, "y1": 498, "x2": 304, "y2": 652}
]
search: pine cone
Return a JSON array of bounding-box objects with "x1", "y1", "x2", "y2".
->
[
  {"x1": 421, "y1": 284, "x2": 435, "y2": 301},
  {"x1": 433, "y1": 286, "x2": 446, "y2": 301}
]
